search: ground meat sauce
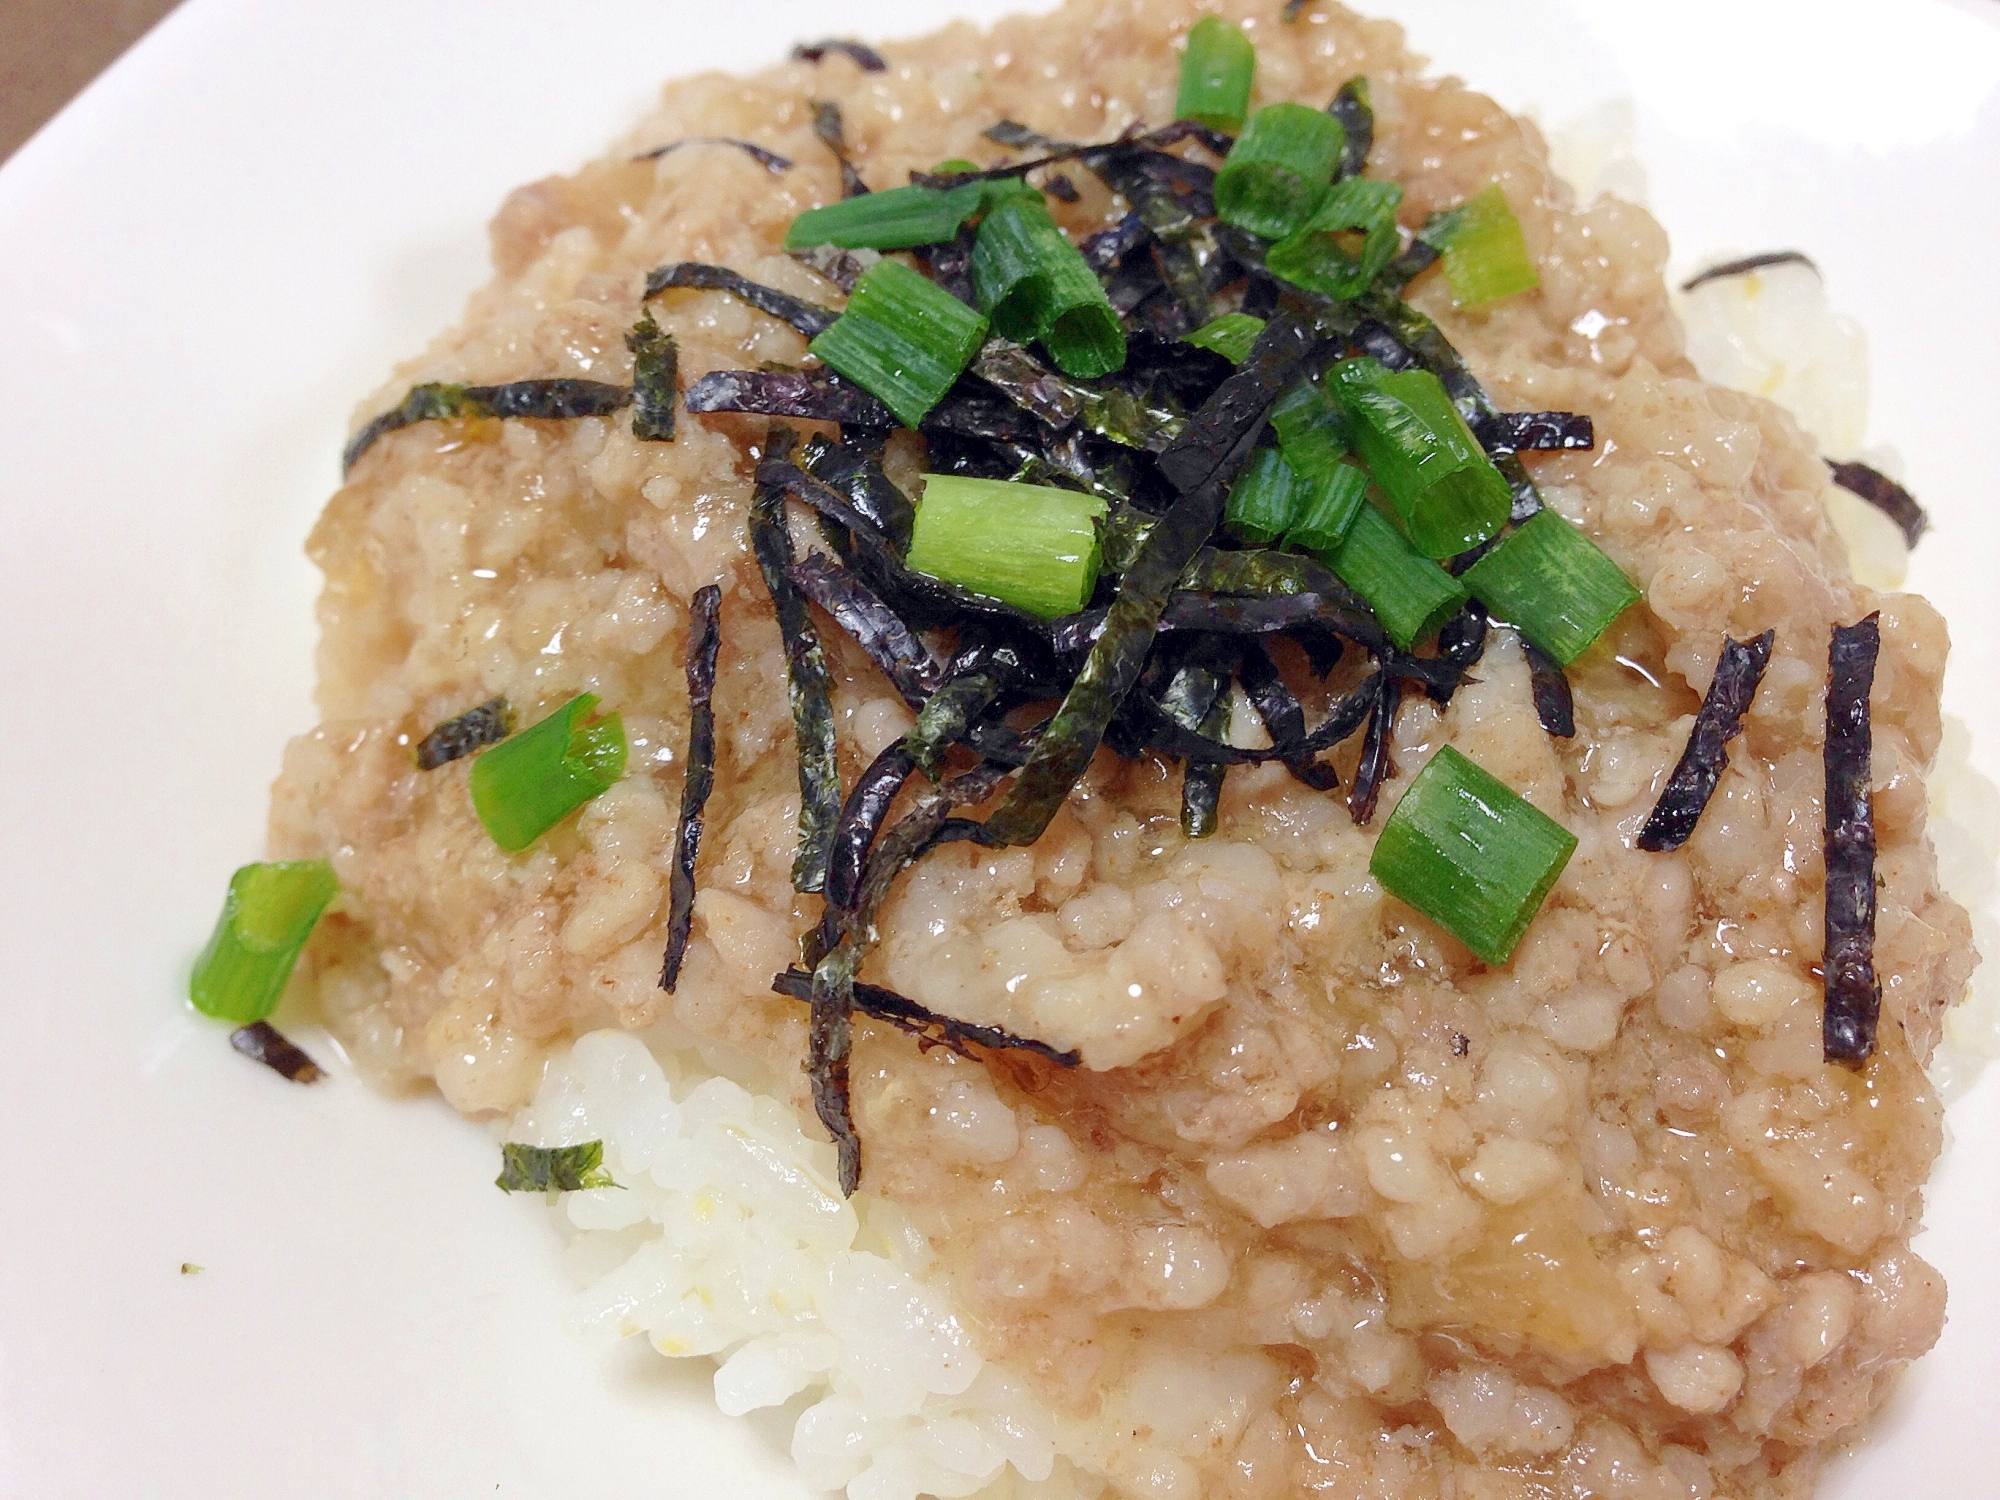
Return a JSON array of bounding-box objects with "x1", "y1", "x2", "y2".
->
[{"x1": 271, "y1": 2, "x2": 1973, "y2": 1494}]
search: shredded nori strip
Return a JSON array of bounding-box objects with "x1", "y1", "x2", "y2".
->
[
  {"x1": 1238, "y1": 643, "x2": 1341, "y2": 789},
  {"x1": 916, "y1": 223, "x2": 979, "y2": 306},
  {"x1": 793, "y1": 37, "x2": 889, "y2": 71},
  {"x1": 1328, "y1": 78, "x2": 1373, "y2": 179},
  {"x1": 827, "y1": 742, "x2": 920, "y2": 912},
  {"x1": 771, "y1": 970, "x2": 1079, "y2": 1066},
  {"x1": 642, "y1": 261, "x2": 839, "y2": 338},
  {"x1": 977, "y1": 414, "x2": 1271, "y2": 846},
  {"x1": 806, "y1": 940, "x2": 864, "y2": 1192},
  {"x1": 811, "y1": 99, "x2": 870, "y2": 198},
  {"x1": 905, "y1": 641, "x2": 1020, "y2": 777},
  {"x1": 1829, "y1": 460, "x2": 1928, "y2": 548},
  {"x1": 1680, "y1": 250, "x2": 1818, "y2": 292},
  {"x1": 1282, "y1": 0, "x2": 1321, "y2": 19},
  {"x1": 1635, "y1": 629, "x2": 1775, "y2": 852},
  {"x1": 685, "y1": 367, "x2": 895, "y2": 427},
  {"x1": 1081, "y1": 209, "x2": 1151, "y2": 271},
  {"x1": 1156, "y1": 311, "x2": 1323, "y2": 494},
  {"x1": 1427, "y1": 602, "x2": 1489, "y2": 708},
  {"x1": 495, "y1": 1141, "x2": 617, "y2": 1193},
  {"x1": 1522, "y1": 637, "x2": 1577, "y2": 738},
  {"x1": 749, "y1": 429, "x2": 841, "y2": 892},
  {"x1": 1164, "y1": 648, "x2": 1233, "y2": 836},
  {"x1": 229, "y1": 1021, "x2": 323, "y2": 1084},
  {"x1": 626, "y1": 311, "x2": 678, "y2": 442},
  {"x1": 797, "y1": 435, "x2": 915, "y2": 548},
  {"x1": 1045, "y1": 173, "x2": 1081, "y2": 203},
  {"x1": 970, "y1": 340, "x2": 1186, "y2": 452},
  {"x1": 343, "y1": 379, "x2": 632, "y2": 474},
  {"x1": 1378, "y1": 238, "x2": 1441, "y2": 294},
  {"x1": 1473, "y1": 410, "x2": 1595, "y2": 454},
  {"x1": 791, "y1": 242, "x2": 880, "y2": 293},
  {"x1": 415, "y1": 696, "x2": 513, "y2": 769},
  {"x1": 633, "y1": 137, "x2": 793, "y2": 173},
  {"x1": 661, "y1": 583, "x2": 723, "y2": 993},
  {"x1": 1347, "y1": 672, "x2": 1398, "y2": 825},
  {"x1": 1822, "y1": 615, "x2": 1882, "y2": 1065},
  {"x1": 791, "y1": 551, "x2": 941, "y2": 708}
]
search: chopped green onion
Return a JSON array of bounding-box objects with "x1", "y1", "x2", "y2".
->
[
  {"x1": 1214, "y1": 102, "x2": 1346, "y2": 240},
  {"x1": 1326, "y1": 356, "x2": 1511, "y2": 558},
  {"x1": 1185, "y1": 312, "x2": 1266, "y2": 363},
  {"x1": 971, "y1": 196, "x2": 1125, "y2": 377},
  {"x1": 1323, "y1": 502, "x2": 1468, "y2": 650},
  {"x1": 1223, "y1": 445, "x2": 1301, "y2": 546},
  {"x1": 1176, "y1": 16, "x2": 1256, "y2": 133},
  {"x1": 1266, "y1": 176, "x2": 1404, "y2": 299},
  {"x1": 190, "y1": 860, "x2": 339, "y2": 1024},
  {"x1": 469, "y1": 692, "x2": 627, "y2": 851},
  {"x1": 1283, "y1": 460, "x2": 1370, "y2": 557},
  {"x1": 905, "y1": 474, "x2": 1106, "y2": 618},
  {"x1": 1420, "y1": 184, "x2": 1539, "y2": 307},
  {"x1": 1461, "y1": 509, "x2": 1640, "y2": 665},
  {"x1": 785, "y1": 182, "x2": 985, "y2": 251},
  {"x1": 809, "y1": 259, "x2": 990, "y2": 428},
  {"x1": 1268, "y1": 378, "x2": 1349, "y2": 476},
  {"x1": 1369, "y1": 744, "x2": 1577, "y2": 966}
]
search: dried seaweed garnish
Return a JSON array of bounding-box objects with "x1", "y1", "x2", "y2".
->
[
  {"x1": 977, "y1": 417, "x2": 1269, "y2": 846},
  {"x1": 495, "y1": 1141, "x2": 618, "y2": 1193},
  {"x1": 415, "y1": 696, "x2": 513, "y2": 770},
  {"x1": 916, "y1": 223, "x2": 979, "y2": 306},
  {"x1": 1329, "y1": 77, "x2": 1373, "y2": 179},
  {"x1": 749, "y1": 429, "x2": 841, "y2": 892},
  {"x1": 797, "y1": 435, "x2": 916, "y2": 547},
  {"x1": 1089, "y1": 150, "x2": 1213, "y2": 332},
  {"x1": 793, "y1": 37, "x2": 888, "y2": 71},
  {"x1": 1282, "y1": 0, "x2": 1321, "y2": 19},
  {"x1": 1347, "y1": 671, "x2": 1398, "y2": 825},
  {"x1": 791, "y1": 551, "x2": 940, "y2": 708},
  {"x1": 1522, "y1": 637, "x2": 1577, "y2": 738},
  {"x1": 905, "y1": 641, "x2": 1020, "y2": 777},
  {"x1": 771, "y1": 970, "x2": 1079, "y2": 1066},
  {"x1": 1049, "y1": 586, "x2": 1388, "y2": 660},
  {"x1": 685, "y1": 367, "x2": 895, "y2": 427},
  {"x1": 1635, "y1": 629, "x2": 1775, "y2": 852},
  {"x1": 1045, "y1": 173, "x2": 1081, "y2": 203},
  {"x1": 625, "y1": 311, "x2": 678, "y2": 442},
  {"x1": 1238, "y1": 642, "x2": 1340, "y2": 789},
  {"x1": 1378, "y1": 238, "x2": 1441, "y2": 294},
  {"x1": 1427, "y1": 602, "x2": 1489, "y2": 707},
  {"x1": 1081, "y1": 209, "x2": 1151, "y2": 271},
  {"x1": 1680, "y1": 250, "x2": 1818, "y2": 292},
  {"x1": 661, "y1": 583, "x2": 723, "y2": 993},
  {"x1": 811, "y1": 99, "x2": 870, "y2": 198},
  {"x1": 343, "y1": 379, "x2": 632, "y2": 474},
  {"x1": 1163, "y1": 648, "x2": 1234, "y2": 836},
  {"x1": 791, "y1": 242, "x2": 880, "y2": 293},
  {"x1": 1474, "y1": 410, "x2": 1594, "y2": 454},
  {"x1": 1156, "y1": 310, "x2": 1322, "y2": 494},
  {"x1": 806, "y1": 939, "x2": 863, "y2": 1192},
  {"x1": 633, "y1": 137, "x2": 793, "y2": 173},
  {"x1": 970, "y1": 340, "x2": 1186, "y2": 452},
  {"x1": 829, "y1": 745, "x2": 919, "y2": 909},
  {"x1": 1829, "y1": 460, "x2": 1928, "y2": 548},
  {"x1": 1823, "y1": 615, "x2": 1882, "y2": 1065},
  {"x1": 642, "y1": 262, "x2": 839, "y2": 338},
  {"x1": 229, "y1": 1021, "x2": 323, "y2": 1083}
]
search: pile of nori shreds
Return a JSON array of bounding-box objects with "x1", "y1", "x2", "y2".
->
[{"x1": 361, "y1": 71, "x2": 1913, "y2": 1192}]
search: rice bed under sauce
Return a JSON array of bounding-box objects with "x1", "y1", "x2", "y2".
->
[{"x1": 272, "y1": 2, "x2": 1975, "y2": 1496}]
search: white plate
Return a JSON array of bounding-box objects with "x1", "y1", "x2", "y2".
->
[{"x1": 1, "y1": 2, "x2": 1995, "y2": 1495}]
